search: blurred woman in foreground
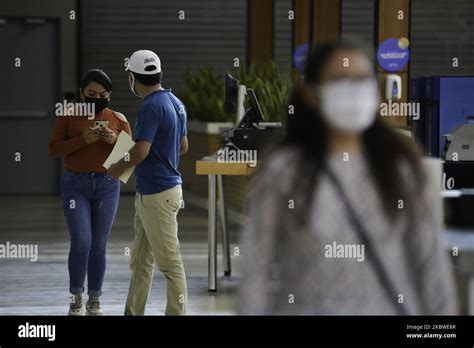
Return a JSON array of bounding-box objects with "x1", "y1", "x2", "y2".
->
[{"x1": 239, "y1": 40, "x2": 457, "y2": 315}]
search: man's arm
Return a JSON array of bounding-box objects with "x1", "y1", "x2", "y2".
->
[
  {"x1": 180, "y1": 135, "x2": 188, "y2": 155},
  {"x1": 107, "y1": 140, "x2": 151, "y2": 178}
]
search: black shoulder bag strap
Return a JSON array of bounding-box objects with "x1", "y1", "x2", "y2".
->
[{"x1": 325, "y1": 168, "x2": 408, "y2": 316}]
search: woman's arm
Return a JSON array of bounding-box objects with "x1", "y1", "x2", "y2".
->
[
  {"x1": 48, "y1": 118, "x2": 89, "y2": 157},
  {"x1": 121, "y1": 121, "x2": 132, "y2": 137},
  {"x1": 238, "y1": 148, "x2": 298, "y2": 314},
  {"x1": 113, "y1": 111, "x2": 132, "y2": 137},
  {"x1": 406, "y1": 166, "x2": 458, "y2": 315}
]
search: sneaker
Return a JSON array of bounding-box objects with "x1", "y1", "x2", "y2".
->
[
  {"x1": 68, "y1": 294, "x2": 85, "y2": 316},
  {"x1": 86, "y1": 296, "x2": 104, "y2": 316}
]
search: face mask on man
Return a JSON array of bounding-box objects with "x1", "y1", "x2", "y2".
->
[
  {"x1": 129, "y1": 73, "x2": 140, "y2": 97},
  {"x1": 84, "y1": 96, "x2": 109, "y2": 114},
  {"x1": 318, "y1": 78, "x2": 379, "y2": 133}
]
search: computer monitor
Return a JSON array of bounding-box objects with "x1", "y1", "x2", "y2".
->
[
  {"x1": 224, "y1": 73, "x2": 239, "y2": 115},
  {"x1": 237, "y1": 88, "x2": 265, "y2": 128}
]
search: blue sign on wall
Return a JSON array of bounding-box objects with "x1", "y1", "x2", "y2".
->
[
  {"x1": 292, "y1": 43, "x2": 309, "y2": 74},
  {"x1": 377, "y1": 38, "x2": 410, "y2": 72}
]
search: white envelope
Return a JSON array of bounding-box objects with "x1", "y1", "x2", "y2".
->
[{"x1": 103, "y1": 131, "x2": 136, "y2": 184}]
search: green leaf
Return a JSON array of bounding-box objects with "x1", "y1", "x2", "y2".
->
[{"x1": 178, "y1": 61, "x2": 294, "y2": 123}]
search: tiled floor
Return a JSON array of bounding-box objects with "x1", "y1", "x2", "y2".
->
[{"x1": 0, "y1": 194, "x2": 242, "y2": 315}]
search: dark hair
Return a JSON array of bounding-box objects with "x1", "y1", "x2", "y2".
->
[
  {"x1": 132, "y1": 71, "x2": 162, "y2": 86},
  {"x1": 80, "y1": 69, "x2": 112, "y2": 92},
  {"x1": 285, "y1": 40, "x2": 424, "y2": 223}
]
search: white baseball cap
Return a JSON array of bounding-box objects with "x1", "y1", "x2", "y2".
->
[{"x1": 126, "y1": 50, "x2": 161, "y2": 75}]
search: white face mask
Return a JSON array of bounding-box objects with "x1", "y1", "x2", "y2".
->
[
  {"x1": 318, "y1": 78, "x2": 379, "y2": 133},
  {"x1": 129, "y1": 73, "x2": 140, "y2": 97}
]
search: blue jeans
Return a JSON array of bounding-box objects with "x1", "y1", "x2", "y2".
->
[{"x1": 61, "y1": 170, "x2": 120, "y2": 296}]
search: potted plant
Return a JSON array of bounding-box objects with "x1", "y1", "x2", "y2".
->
[{"x1": 178, "y1": 62, "x2": 293, "y2": 209}]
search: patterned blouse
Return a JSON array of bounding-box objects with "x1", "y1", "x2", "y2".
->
[{"x1": 238, "y1": 146, "x2": 457, "y2": 315}]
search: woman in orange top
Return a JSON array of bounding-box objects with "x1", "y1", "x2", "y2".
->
[{"x1": 49, "y1": 69, "x2": 132, "y2": 316}]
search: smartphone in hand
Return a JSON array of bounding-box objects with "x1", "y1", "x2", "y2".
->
[{"x1": 91, "y1": 120, "x2": 109, "y2": 130}]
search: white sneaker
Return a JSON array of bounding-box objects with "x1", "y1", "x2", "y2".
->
[
  {"x1": 86, "y1": 296, "x2": 104, "y2": 316},
  {"x1": 68, "y1": 294, "x2": 85, "y2": 316}
]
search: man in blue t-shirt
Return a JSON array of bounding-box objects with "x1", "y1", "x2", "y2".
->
[{"x1": 108, "y1": 50, "x2": 188, "y2": 315}]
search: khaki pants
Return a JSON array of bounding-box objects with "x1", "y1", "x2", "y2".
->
[{"x1": 124, "y1": 185, "x2": 187, "y2": 315}]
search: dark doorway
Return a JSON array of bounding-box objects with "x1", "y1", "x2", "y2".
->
[{"x1": 0, "y1": 18, "x2": 60, "y2": 193}]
